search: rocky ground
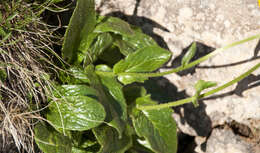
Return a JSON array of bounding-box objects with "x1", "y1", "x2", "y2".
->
[{"x1": 97, "y1": 0, "x2": 260, "y2": 152}]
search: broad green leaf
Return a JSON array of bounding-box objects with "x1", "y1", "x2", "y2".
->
[
  {"x1": 114, "y1": 30, "x2": 157, "y2": 56},
  {"x1": 122, "y1": 31, "x2": 157, "y2": 51},
  {"x1": 62, "y1": 0, "x2": 96, "y2": 64},
  {"x1": 94, "y1": 16, "x2": 134, "y2": 37},
  {"x1": 85, "y1": 65, "x2": 127, "y2": 137},
  {"x1": 114, "y1": 46, "x2": 171, "y2": 73},
  {"x1": 54, "y1": 85, "x2": 98, "y2": 99},
  {"x1": 181, "y1": 42, "x2": 197, "y2": 67},
  {"x1": 132, "y1": 96, "x2": 178, "y2": 153},
  {"x1": 113, "y1": 45, "x2": 171, "y2": 85},
  {"x1": 34, "y1": 123, "x2": 73, "y2": 153},
  {"x1": 192, "y1": 80, "x2": 217, "y2": 107},
  {"x1": 93, "y1": 125, "x2": 132, "y2": 153},
  {"x1": 47, "y1": 95, "x2": 105, "y2": 131}
]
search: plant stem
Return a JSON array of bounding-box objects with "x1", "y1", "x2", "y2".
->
[
  {"x1": 95, "y1": 34, "x2": 260, "y2": 78},
  {"x1": 137, "y1": 62, "x2": 260, "y2": 110}
]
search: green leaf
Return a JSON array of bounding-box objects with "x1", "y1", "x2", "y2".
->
[
  {"x1": 192, "y1": 80, "x2": 217, "y2": 107},
  {"x1": 114, "y1": 45, "x2": 171, "y2": 73},
  {"x1": 82, "y1": 33, "x2": 114, "y2": 65},
  {"x1": 113, "y1": 45, "x2": 171, "y2": 84},
  {"x1": 85, "y1": 65, "x2": 127, "y2": 138},
  {"x1": 181, "y1": 42, "x2": 197, "y2": 67},
  {"x1": 118, "y1": 74, "x2": 147, "y2": 85},
  {"x1": 34, "y1": 123, "x2": 73, "y2": 153},
  {"x1": 69, "y1": 67, "x2": 90, "y2": 83},
  {"x1": 1, "y1": 32, "x2": 11, "y2": 43},
  {"x1": 54, "y1": 85, "x2": 98, "y2": 98},
  {"x1": 132, "y1": 96, "x2": 178, "y2": 153},
  {"x1": 114, "y1": 29, "x2": 157, "y2": 56},
  {"x1": 47, "y1": 95, "x2": 106, "y2": 131},
  {"x1": 95, "y1": 64, "x2": 112, "y2": 72},
  {"x1": 94, "y1": 16, "x2": 134, "y2": 37},
  {"x1": 0, "y1": 68, "x2": 7, "y2": 82},
  {"x1": 0, "y1": 12, "x2": 2, "y2": 23},
  {"x1": 62, "y1": 0, "x2": 96, "y2": 64},
  {"x1": 6, "y1": 12, "x2": 18, "y2": 21},
  {"x1": 72, "y1": 147, "x2": 89, "y2": 153},
  {"x1": 114, "y1": 39, "x2": 136, "y2": 56},
  {"x1": 0, "y1": 26, "x2": 6, "y2": 37},
  {"x1": 93, "y1": 125, "x2": 132, "y2": 153}
]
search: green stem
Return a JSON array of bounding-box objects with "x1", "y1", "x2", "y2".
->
[
  {"x1": 95, "y1": 34, "x2": 260, "y2": 78},
  {"x1": 137, "y1": 62, "x2": 260, "y2": 110}
]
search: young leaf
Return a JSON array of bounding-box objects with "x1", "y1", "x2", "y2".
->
[
  {"x1": 47, "y1": 95, "x2": 106, "y2": 131},
  {"x1": 192, "y1": 80, "x2": 217, "y2": 107},
  {"x1": 181, "y1": 42, "x2": 197, "y2": 67},
  {"x1": 62, "y1": 0, "x2": 96, "y2": 64},
  {"x1": 34, "y1": 123, "x2": 73, "y2": 153},
  {"x1": 131, "y1": 96, "x2": 178, "y2": 153},
  {"x1": 94, "y1": 16, "x2": 134, "y2": 37},
  {"x1": 85, "y1": 65, "x2": 127, "y2": 137},
  {"x1": 113, "y1": 45, "x2": 171, "y2": 85},
  {"x1": 93, "y1": 125, "x2": 132, "y2": 153}
]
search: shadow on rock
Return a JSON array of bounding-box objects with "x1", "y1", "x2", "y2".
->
[{"x1": 197, "y1": 39, "x2": 260, "y2": 69}]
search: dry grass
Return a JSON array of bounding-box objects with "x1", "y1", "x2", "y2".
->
[{"x1": 0, "y1": 1, "x2": 63, "y2": 152}]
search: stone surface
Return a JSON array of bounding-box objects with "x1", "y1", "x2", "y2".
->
[
  {"x1": 206, "y1": 128, "x2": 260, "y2": 153},
  {"x1": 97, "y1": 0, "x2": 260, "y2": 152}
]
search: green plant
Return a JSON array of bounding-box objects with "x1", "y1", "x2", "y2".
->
[{"x1": 33, "y1": 0, "x2": 260, "y2": 153}]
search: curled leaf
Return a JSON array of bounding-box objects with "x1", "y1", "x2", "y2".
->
[
  {"x1": 193, "y1": 80, "x2": 217, "y2": 107},
  {"x1": 181, "y1": 42, "x2": 196, "y2": 67}
]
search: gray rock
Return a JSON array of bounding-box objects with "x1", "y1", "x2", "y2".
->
[{"x1": 206, "y1": 128, "x2": 259, "y2": 153}]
